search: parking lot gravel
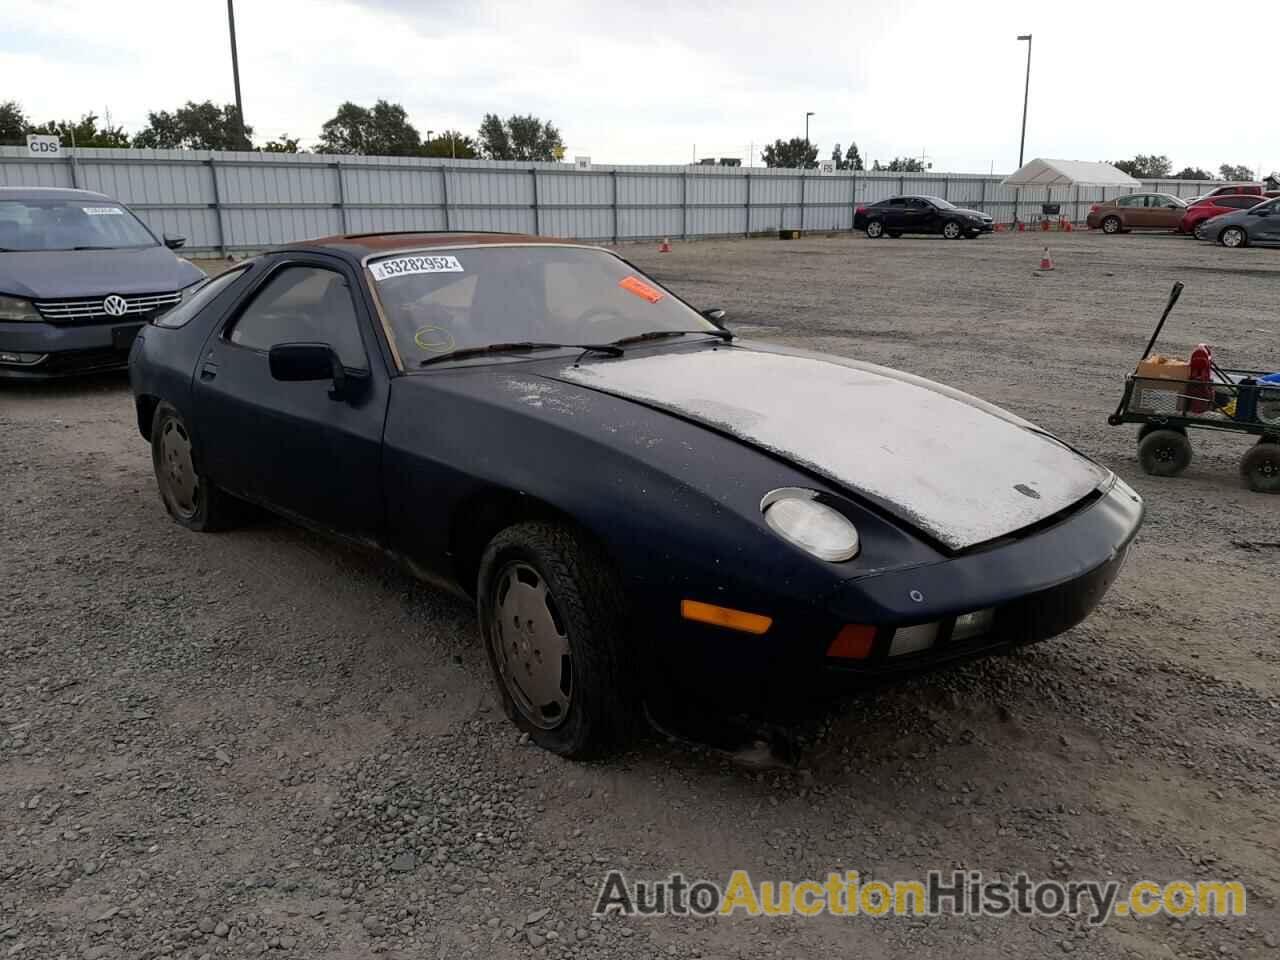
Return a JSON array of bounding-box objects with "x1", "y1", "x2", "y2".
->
[{"x1": 2, "y1": 229, "x2": 1278, "y2": 959}]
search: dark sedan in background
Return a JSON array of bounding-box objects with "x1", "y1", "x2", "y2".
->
[
  {"x1": 855, "y1": 196, "x2": 994, "y2": 239},
  {"x1": 1196, "y1": 196, "x2": 1280, "y2": 248},
  {"x1": 0, "y1": 186, "x2": 202, "y2": 379},
  {"x1": 129, "y1": 230, "x2": 1142, "y2": 758}
]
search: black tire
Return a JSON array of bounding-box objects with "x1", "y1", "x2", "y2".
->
[
  {"x1": 1219, "y1": 226, "x2": 1247, "y2": 249},
  {"x1": 942, "y1": 219, "x2": 963, "y2": 240},
  {"x1": 864, "y1": 220, "x2": 884, "y2": 239},
  {"x1": 149, "y1": 401, "x2": 248, "y2": 531},
  {"x1": 1240, "y1": 442, "x2": 1280, "y2": 493},
  {"x1": 477, "y1": 522, "x2": 636, "y2": 758},
  {"x1": 1102, "y1": 215, "x2": 1122, "y2": 235},
  {"x1": 1137, "y1": 429, "x2": 1192, "y2": 478}
]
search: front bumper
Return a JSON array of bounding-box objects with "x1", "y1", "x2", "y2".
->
[
  {"x1": 647, "y1": 476, "x2": 1143, "y2": 716},
  {"x1": 969, "y1": 219, "x2": 994, "y2": 234},
  {"x1": 0, "y1": 319, "x2": 143, "y2": 380}
]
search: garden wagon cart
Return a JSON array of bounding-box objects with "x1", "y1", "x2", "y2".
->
[{"x1": 1108, "y1": 282, "x2": 1280, "y2": 493}]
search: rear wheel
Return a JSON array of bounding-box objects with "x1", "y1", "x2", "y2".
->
[
  {"x1": 477, "y1": 522, "x2": 636, "y2": 758},
  {"x1": 150, "y1": 401, "x2": 247, "y2": 531},
  {"x1": 1102, "y1": 215, "x2": 1122, "y2": 235},
  {"x1": 1241, "y1": 441, "x2": 1280, "y2": 493},
  {"x1": 942, "y1": 220, "x2": 963, "y2": 240},
  {"x1": 1220, "y1": 226, "x2": 1247, "y2": 248},
  {"x1": 1138, "y1": 429, "x2": 1192, "y2": 477},
  {"x1": 864, "y1": 220, "x2": 884, "y2": 239}
]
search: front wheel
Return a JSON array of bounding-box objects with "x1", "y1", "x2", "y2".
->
[
  {"x1": 1220, "y1": 226, "x2": 1247, "y2": 248},
  {"x1": 1137, "y1": 429, "x2": 1192, "y2": 477},
  {"x1": 149, "y1": 401, "x2": 247, "y2": 531},
  {"x1": 942, "y1": 220, "x2": 962, "y2": 240},
  {"x1": 864, "y1": 220, "x2": 884, "y2": 239},
  {"x1": 1102, "y1": 216, "x2": 1122, "y2": 235},
  {"x1": 477, "y1": 522, "x2": 636, "y2": 758},
  {"x1": 1241, "y1": 442, "x2": 1280, "y2": 493}
]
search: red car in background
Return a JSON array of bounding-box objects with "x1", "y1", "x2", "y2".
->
[{"x1": 1179, "y1": 195, "x2": 1263, "y2": 235}]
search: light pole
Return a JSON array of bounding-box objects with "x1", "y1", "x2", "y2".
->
[
  {"x1": 1016, "y1": 34, "x2": 1032, "y2": 169},
  {"x1": 804, "y1": 111, "x2": 815, "y2": 167},
  {"x1": 227, "y1": 0, "x2": 246, "y2": 148}
]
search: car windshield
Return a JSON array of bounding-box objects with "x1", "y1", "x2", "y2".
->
[
  {"x1": 0, "y1": 198, "x2": 158, "y2": 251},
  {"x1": 369, "y1": 245, "x2": 719, "y2": 367},
  {"x1": 920, "y1": 196, "x2": 957, "y2": 209}
]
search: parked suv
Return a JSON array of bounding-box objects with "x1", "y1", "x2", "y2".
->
[
  {"x1": 1179, "y1": 195, "x2": 1264, "y2": 235},
  {"x1": 0, "y1": 187, "x2": 204, "y2": 379}
]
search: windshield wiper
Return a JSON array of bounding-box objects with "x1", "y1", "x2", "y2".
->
[
  {"x1": 419, "y1": 340, "x2": 622, "y2": 367},
  {"x1": 610, "y1": 328, "x2": 733, "y2": 347}
]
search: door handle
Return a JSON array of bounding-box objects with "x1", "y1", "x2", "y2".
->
[{"x1": 199, "y1": 361, "x2": 218, "y2": 381}]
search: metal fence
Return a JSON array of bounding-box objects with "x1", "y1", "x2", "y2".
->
[{"x1": 0, "y1": 146, "x2": 1223, "y2": 256}]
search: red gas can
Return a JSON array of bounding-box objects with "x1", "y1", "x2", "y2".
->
[{"x1": 1188, "y1": 343, "x2": 1213, "y2": 413}]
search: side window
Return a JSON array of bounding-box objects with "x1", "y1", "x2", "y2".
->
[
  {"x1": 1223, "y1": 197, "x2": 1256, "y2": 209},
  {"x1": 908, "y1": 198, "x2": 928, "y2": 209},
  {"x1": 1118, "y1": 195, "x2": 1143, "y2": 208},
  {"x1": 887, "y1": 198, "x2": 906, "y2": 207},
  {"x1": 229, "y1": 265, "x2": 368, "y2": 370},
  {"x1": 154, "y1": 265, "x2": 248, "y2": 329}
]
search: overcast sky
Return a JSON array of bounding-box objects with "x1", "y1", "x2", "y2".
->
[{"x1": 4, "y1": 0, "x2": 1276, "y2": 176}]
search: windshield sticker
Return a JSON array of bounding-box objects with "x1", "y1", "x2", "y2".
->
[
  {"x1": 370, "y1": 255, "x2": 464, "y2": 281},
  {"x1": 413, "y1": 326, "x2": 455, "y2": 353},
  {"x1": 82, "y1": 206, "x2": 124, "y2": 215},
  {"x1": 619, "y1": 275, "x2": 663, "y2": 304}
]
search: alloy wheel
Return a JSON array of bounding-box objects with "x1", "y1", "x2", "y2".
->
[
  {"x1": 158, "y1": 418, "x2": 199, "y2": 519},
  {"x1": 490, "y1": 561, "x2": 572, "y2": 729}
]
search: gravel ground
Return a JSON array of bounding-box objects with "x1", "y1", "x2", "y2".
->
[{"x1": 2, "y1": 229, "x2": 1279, "y2": 959}]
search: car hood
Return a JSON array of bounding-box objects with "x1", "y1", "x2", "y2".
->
[
  {"x1": 553, "y1": 344, "x2": 1110, "y2": 551},
  {"x1": 952, "y1": 207, "x2": 990, "y2": 219},
  {"x1": 0, "y1": 246, "x2": 204, "y2": 300}
]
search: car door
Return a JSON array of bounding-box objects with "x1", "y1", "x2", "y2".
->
[
  {"x1": 881, "y1": 197, "x2": 908, "y2": 230},
  {"x1": 901, "y1": 197, "x2": 932, "y2": 233},
  {"x1": 1249, "y1": 199, "x2": 1280, "y2": 243},
  {"x1": 1116, "y1": 194, "x2": 1146, "y2": 228},
  {"x1": 1149, "y1": 195, "x2": 1184, "y2": 229},
  {"x1": 192, "y1": 255, "x2": 389, "y2": 543}
]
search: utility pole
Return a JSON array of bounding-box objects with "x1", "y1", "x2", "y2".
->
[
  {"x1": 227, "y1": 0, "x2": 247, "y2": 148},
  {"x1": 804, "y1": 111, "x2": 814, "y2": 168},
  {"x1": 1016, "y1": 34, "x2": 1032, "y2": 169}
]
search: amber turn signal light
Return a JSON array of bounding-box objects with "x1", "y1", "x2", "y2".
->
[
  {"x1": 828, "y1": 624, "x2": 876, "y2": 659},
  {"x1": 680, "y1": 599, "x2": 773, "y2": 635}
]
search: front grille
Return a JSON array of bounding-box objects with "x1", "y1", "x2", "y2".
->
[{"x1": 34, "y1": 291, "x2": 181, "y2": 323}]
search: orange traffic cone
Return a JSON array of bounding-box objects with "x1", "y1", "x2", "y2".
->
[
  {"x1": 658, "y1": 237, "x2": 672, "y2": 253},
  {"x1": 1039, "y1": 247, "x2": 1054, "y2": 270},
  {"x1": 1017, "y1": 221, "x2": 1026, "y2": 232}
]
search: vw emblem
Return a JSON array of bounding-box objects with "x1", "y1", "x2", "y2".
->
[{"x1": 103, "y1": 295, "x2": 128, "y2": 317}]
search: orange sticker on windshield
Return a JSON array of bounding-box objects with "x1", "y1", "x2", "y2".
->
[{"x1": 619, "y1": 275, "x2": 664, "y2": 304}]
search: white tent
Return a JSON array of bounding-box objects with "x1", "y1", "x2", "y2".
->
[{"x1": 1002, "y1": 158, "x2": 1140, "y2": 188}]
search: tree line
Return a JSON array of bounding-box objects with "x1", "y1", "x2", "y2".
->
[
  {"x1": 759, "y1": 138, "x2": 930, "y2": 172},
  {"x1": 0, "y1": 99, "x2": 564, "y2": 162},
  {"x1": 1109, "y1": 154, "x2": 1274, "y2": 183}
]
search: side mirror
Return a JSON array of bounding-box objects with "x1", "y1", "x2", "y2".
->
[
  {"x1": 702, "y1": 307, "x2": 727, "y2": 328},
  {"x1": 269, "y1": 342, "x2": 351, "y2": 399},
  {"x1": 163, "y1": 234, "x2": 186, "y2": 250}
]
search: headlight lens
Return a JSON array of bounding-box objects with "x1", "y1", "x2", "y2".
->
[
  {"x1": 761, "y1": 488, "x2": 860, "y2": 562},
  {"x1": 0, "y1": 295, "x2": 41, "y2": 322}
]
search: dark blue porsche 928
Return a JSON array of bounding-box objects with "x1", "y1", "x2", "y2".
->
[{"x1": 129, "y1": 231, "x2": 1143, "y2": 758}]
